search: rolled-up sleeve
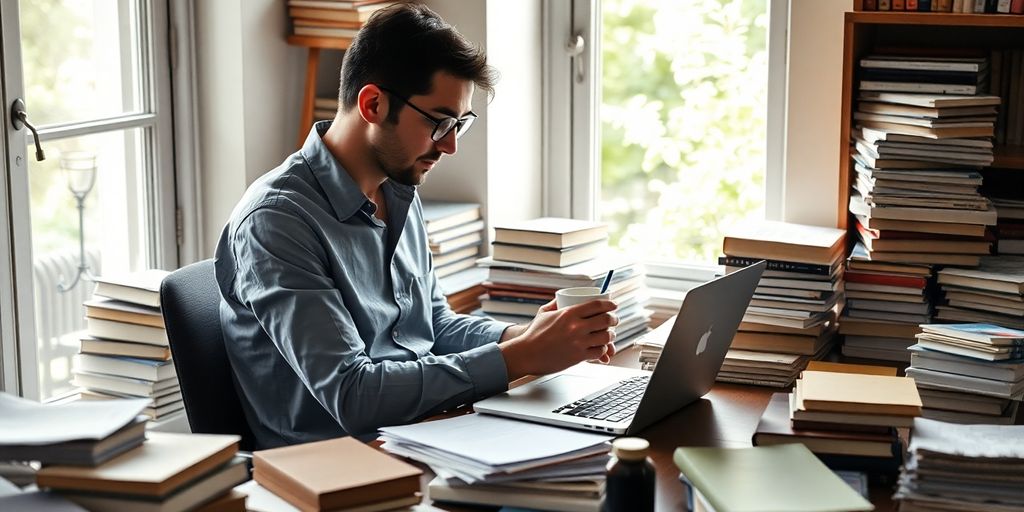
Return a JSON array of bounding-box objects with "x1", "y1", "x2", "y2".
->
[{"x1": 229, "y1": 207, "x2": 509, "y2": 435}]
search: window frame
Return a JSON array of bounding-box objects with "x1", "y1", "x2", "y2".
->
[
  {"x1": 0, "y1": 0, "x2": 178, "y2": 399},
  {"x1": 542, "y1": 0, "x2": 789, "y2": 258}
]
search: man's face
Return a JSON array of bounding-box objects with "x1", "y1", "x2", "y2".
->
[{"x1": 370, "y1": 72, "x2": 475, "y2": 187}]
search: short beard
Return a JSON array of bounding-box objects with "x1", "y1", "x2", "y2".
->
[{"x1": 371, "y1": 125, "x2": 439, "y2": 187}]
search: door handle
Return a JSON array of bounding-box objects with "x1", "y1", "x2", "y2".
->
[{"x1": 10, "y1": 98, "x2": 45, "y2": 161}]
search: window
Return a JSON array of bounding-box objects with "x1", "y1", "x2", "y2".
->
[
  {"x1": 0, "y1": 0, "x2": 176, "y2": 400},
  {"x1": 544, "y1": 0, "x2": 786, "y2": 265}
]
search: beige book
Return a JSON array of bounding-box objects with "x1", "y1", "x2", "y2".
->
[
  {"x1": 36, "y1": 432, "x2": 239, "y2": 497},
  {"x1": 86, "y1": 317, "x2": 168, "y2": 346},
  {"x1": 723, "y1": 221, "x2": 845, "y2": 266},
  {"x1": 85, "y1": 298, "x2": 164, "y2": 328},
  {"x1": 797, "y1": 370, "x2": 922, "y2": 416},
  {"x1": 493, "y1": 217, "x2": 608, "y2": 249},
  {"x1": 253, "y1": 437, "x2": 422, "y2": 512},
  {"x1": 79, "y1": 336, "x2": 172, "y2": 360}
]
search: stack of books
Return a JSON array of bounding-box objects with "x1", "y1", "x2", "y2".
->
[
  {"x1": 480, "y1": 218, "x2": 650, "y2": 350},
  {"x1": 252, "y1": 437, "x2": 422, "y2": 511},
  {"x1": 908, "y1": 323, "x2": 1024, "y2": 424},
  {"x1": 380, "y1": 414, "x2": 610, "y2": 512},
  {"x1": 0, "y1": 393, "x2": 148, "y2": 467},
  {"x1": 642, "y1": 262, "x2": 707, "y2": 328},
  {"x1": 490, "y1": 217, "x2": 608, "y2": 268},
  {"x1": 717, "y1": 221, "x2": 846, "y2": 387},
  {"x1": 287, "y1": 0, "x2": 396, "y2": 41},
  {"x1": 755, "y1": 365, "x2": 921, "y2": 477},
  {"x1": 479, "y1": 253, "x2": 650, "y2": 351},
  {"x1": 895, "y1": 418, "x2": 1024, "y2": 511},
  {"x1": 849, "y1": 81, "x2": 1001, "y2": 266},
  {"x1": 674, "y1": 444, "x2": 872, "y2": 512},
  {"x1": 421, "y1": 201, "x2": 487, "y2": 313},
  {"x1": 36, "y1": 432, "x2": 247, "y2": 512},
  {"x1": 936, "y1": 255, "x2": 1024, "y2": 329},
  {"x1": 71, "y1": 270, "x2": 182, "y2": 421},
  {"x1": 312, "y1": 97, "x2": 338, "y2": 123},
  {"x1": 840, "y1": 244, "x2": 933, "y2": 362}
]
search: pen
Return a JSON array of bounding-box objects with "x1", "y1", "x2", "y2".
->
[{"x1": 599, "y1": 269, "x2": 614, "y2": 294}]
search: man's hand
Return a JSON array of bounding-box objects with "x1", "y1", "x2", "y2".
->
[{"x1": 498, "y1": 299, "x2": 619, "y2": 381}]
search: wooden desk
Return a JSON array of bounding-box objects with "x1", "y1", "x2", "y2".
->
[{"x1": 417, "y1": 345, "x2": 898, "y2": 510}]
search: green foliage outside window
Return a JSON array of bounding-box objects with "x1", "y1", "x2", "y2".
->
[{"x1": 600, "y1": 0, "x2": 768, "y2": 263}]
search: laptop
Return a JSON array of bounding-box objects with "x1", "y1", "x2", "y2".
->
[{"x1": 474, "y1": 261, "x2": 766, "y2": 435}]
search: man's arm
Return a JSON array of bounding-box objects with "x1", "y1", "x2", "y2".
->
[{"x1": 227, "y1": 207, "x2": 509, "y2": 435}]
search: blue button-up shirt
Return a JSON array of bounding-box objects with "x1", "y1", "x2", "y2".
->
[{"x1": 215, "y1": 121, "x2": 511, "y2": 448}]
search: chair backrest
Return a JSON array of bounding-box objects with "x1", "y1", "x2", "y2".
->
[{"x1": 161, "y1": 259, "x2": 256, "y2": 451}]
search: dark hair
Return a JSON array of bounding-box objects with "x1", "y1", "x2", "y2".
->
[{"x1": 338, "y1": 3, "x2": 497, "y2": 120}]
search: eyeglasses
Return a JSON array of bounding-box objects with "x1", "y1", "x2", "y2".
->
[{"x1": 378, "y1": 86, "x2": 477, "y2": 142}]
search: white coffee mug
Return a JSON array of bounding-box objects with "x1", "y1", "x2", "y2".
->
[{"x1": 556, "y1": 286, "x2": 611, "y2": 309}]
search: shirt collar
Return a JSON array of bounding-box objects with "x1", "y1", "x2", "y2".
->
[{"x1": 299, "y1": 121, "x2": 415, "y2": 222}]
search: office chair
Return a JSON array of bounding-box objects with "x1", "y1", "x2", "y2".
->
[{"x1": 161, "y1": 259, "x2": 257, "y2": 452}]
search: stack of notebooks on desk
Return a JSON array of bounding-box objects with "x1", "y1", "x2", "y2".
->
[
  {"x1": 380, "y1": 413, "x2": 610, "y2": 512},
  {"x1": 421, "y1": 201, "x2": 487, "y2": 313},
  {"x1": 908, "y1": 323, "x2": 1024, "y2": 424},
  {"x1": 0, "y1": 393, "x2": 148, "y2": 467},
  {"x1": 716, "y1": 221, "x2": 846, "y2": 387},
  {"x1": 72, "y1": 270, "x2": 182, "y2": 421},
  {"x1": 480, "y1": 225, "x2": 651, "y2": 351},
  {"x1": 287, "y1": 0, "x2": 397, "y2": 41},
  {"x1": 36, "y1": 432, "x2": 247, "y2": 512},
  {"x1": 754, "y1": 363, "x2": 922, "y2": 477},
  {"x1": 895, "y1": 418, "x2": 1024, "y2": 511},
  {"x1": 674, "y1": 444, "x2": 872, "y2": 512},
  {"x1": 840, "y1": 244, "x2": 933, "y2": 363},
  {"x1": 936, "y1": 256, "x2": 1024, "y2": 329},
  {"x1": 251, "y1": 437, "x2": 422, "y2": 512}
]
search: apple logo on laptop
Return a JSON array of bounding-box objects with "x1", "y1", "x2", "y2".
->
[{"x1": 695, "y1": 326, "x2": 712, "y2": 356}]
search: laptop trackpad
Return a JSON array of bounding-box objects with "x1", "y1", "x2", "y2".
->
[{"x1": 508, "y1": 374, "x2": 609, "y2": 405}]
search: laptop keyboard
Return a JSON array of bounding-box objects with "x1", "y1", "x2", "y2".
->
[{"x1": 551, "y1": 375, "x2": 650, "y2": 423}]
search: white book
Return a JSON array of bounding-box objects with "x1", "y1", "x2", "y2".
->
[
  {"x1": 73, "y1": 354, "x2": 177, "y2": 382},
  {"x1": 428, "y1": 476, "x2": 600, "y2": 512},
  {"x1": 92, "y1": 269, "x2": 170, "y2": 308},
  {"x1": 71, "y1": 372, "x2": 179, "y2": 398}
]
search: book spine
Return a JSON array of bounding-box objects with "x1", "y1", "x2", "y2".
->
[
  {"x1": 907, "y1": 0, "x2": 919, "y2": 8},
  {"x1": 1012, "y1": 0, "x2": 1024, "y2": 13},
  {"x1": 918, "y1": 0, "x2": 932, "y2": 10},
  {"x1": 717, "y1": 256, "x2": 832, "y2": 276}
]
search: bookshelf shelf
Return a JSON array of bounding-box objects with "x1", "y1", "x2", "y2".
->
[
  {"x1": 286, "y1": 36, "x2": 353, "y2": 148},
  {"x1": 836, "y1": 12, "x2": 1024, "y2": 229},
  {"x1": 847, "y1": 12, "x2": 1024, "y2": 28}
]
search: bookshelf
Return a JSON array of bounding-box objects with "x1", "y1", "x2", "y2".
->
[
  {"x1": 286, "y1": 35, "x2": 352, "y2": 148},
  {"x1": 836, "y1": 11, "x2": 1024, "y2": 229}
]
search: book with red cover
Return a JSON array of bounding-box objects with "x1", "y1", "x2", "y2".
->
[{"x1": 844, "y1": 271, "x2": 927, "y2": 289}]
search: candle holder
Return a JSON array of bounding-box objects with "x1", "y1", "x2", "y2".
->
[{"x1": 57, "y1": 150, "x2": 97, "y2": 293}]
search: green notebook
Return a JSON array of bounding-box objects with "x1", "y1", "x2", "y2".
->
[{"x1": 673, "y1": 444, "x2": 873, "y2": 512}]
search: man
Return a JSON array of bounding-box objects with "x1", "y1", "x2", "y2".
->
[{"x1": 215, "y1": 3, "x2": 618, "y2": 448}]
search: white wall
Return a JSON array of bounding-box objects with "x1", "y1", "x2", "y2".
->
[
  {"x1": 781, "y1": 0, "x2": 847, "y2": 228},
  {"x1": 418, "y1": 0, "x2": 544, "y2": 238},
  {"x1": 195, "y1": 0, "x2": 304, "y2": 256}
]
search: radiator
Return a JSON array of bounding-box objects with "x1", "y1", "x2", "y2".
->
[{"x1": 33, "y1": 248, "x2": 100, "y2": 399}]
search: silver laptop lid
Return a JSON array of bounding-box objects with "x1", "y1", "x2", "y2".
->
[{"x1": 625, "y1": 260, "x2": 765, "y2": 435}]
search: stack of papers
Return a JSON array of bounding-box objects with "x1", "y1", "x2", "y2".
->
[
  {"x1": 379, "y1": 414, "x2": 610, "y2": 484},
  {"x1": 0, "y1": 393, "x2": 148, "y2": 466},
  {"x1": 379, "y1": 414, "x2": 610, "y2": 511},
  {"x1": 896, "y1": 418, "x2": 1024, "y2": 510}
]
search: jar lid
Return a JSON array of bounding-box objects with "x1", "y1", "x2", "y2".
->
[{"x1": 612, "y1": 437, "x2": 649, "y2": 461}]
